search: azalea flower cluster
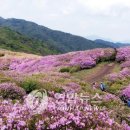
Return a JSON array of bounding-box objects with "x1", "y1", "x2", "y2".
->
[
  {"x1": 116, "y1": 47, "x2": 130, "y2": 62},
  {"x1": 107, "y1": 68, "x2": 130, "y2": 82},
  {"x1": 0, "y1": 83, "x2": 26, "y2": 100},
  {"x1": 0, "y1": 92, "x2": 129, "y2": 130},
  {"x1": 107, "y1": 47, "x2": 130, "y2": 81},
  {"x1": 116, "y1": 47, "x2": 130, "y2": 68},
  {"x1": 121, "y1": 61, "x2": 130, "y2": 68},
  {"x1": 122, "y1": 85, "x2": 130, "y2": 98},
  {"x1": 8, "y1": 48, "x2": 115, "y2": 73}
]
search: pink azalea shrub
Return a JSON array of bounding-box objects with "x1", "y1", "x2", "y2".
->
[
  {"x1": 116, "y1": 47, "x2": 130, "y2": 62},
  {"x1": 107, "y1": 73, "x2": 121, "y2": 82},
  {"x1": 0, "y1": 83, "x2": 26, "y2": 99},
  {"x1": 121, "y1": 61, "x2": 130, "y2": 68},
  {"x1": 70, "y1": 55, "x2": 96, "y2": 69},
  {"x1": 106, "y1": 47, "x2": 130, "y2": 82},
  {"x1": 0, "y1": 92, "x2": 127, "y2": 130},
  {"x1": 0, "y1": 99, "x2": 32, "y2": 129},
  {"x1": 107, "y1": 68, "x2": 130, "y2": 82},
  {"x1": 8, "y1": 48, "x2": 116, "y2": 73},
  {"x1": 122, "y1": 85, "x2": 130, "y2": 98}
]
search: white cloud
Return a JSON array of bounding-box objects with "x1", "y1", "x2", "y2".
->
[
  {"x1": 77, "y1": 0, "x2": 130, "y2": 17},
  {"x1": 78, "y1": 0, "x2": 130, "y2": 10}
]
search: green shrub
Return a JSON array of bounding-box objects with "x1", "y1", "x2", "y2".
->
[
  {"x1": 40, "y1": 82, "x2": 64, "y2": 93},
  {"x1": 28, "y1": 115, "x2": 41, "y2": 130},
  {"x1": 0, "y1": 74, "x2": 12, "y2": 83},
  {"x1": 69, "y1": 66, "x2": 81, "y2": 73},
  {"x1": 60, "y1": 67, "x2": 70, "y2": 73},
  {"x1": 20, "y1": 78, "x2": 40, "y2": 93},
  {"x1": 60, "y1": 66, "x2": 81, "y2": 73},
  {"x1": 98, "y1": 100, "x2": 119, "y2": 109},
  {"x1": 20, "y1": 77, "x2": 64, "y2": 94},
  {"x1": 106, "y1": 78, "x2": 130, "y2": 95}
]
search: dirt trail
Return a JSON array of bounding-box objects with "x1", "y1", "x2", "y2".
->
[{"x1": 86, "y1": 63, "x2": 116, "y2": 83}]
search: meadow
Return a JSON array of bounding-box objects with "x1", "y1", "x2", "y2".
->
[{"x1": 0, "y1": 47, "x2": 130, "y2": 129}]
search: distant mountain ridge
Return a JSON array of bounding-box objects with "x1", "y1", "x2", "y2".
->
[
  {"x1": 0, "y1": 17, "x2": 116, "y2": 53},
  {"x1": 95, "y1": 39, "x2": 130, "y2": 48},
  {"x1": 0, "y1": 17, "x2": 129, "y2": 55}
]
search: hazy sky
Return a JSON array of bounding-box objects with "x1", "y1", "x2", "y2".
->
[{"x1": 0, "y1": 0, "x2": 130, "y2": 42}]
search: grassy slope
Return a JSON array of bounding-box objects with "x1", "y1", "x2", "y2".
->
[
  {"x1": 0, "y1": 27, "x2": 60, "y2": 55},
  {"x1": 71, "y1": 62, "x2": 121, "y2": 83}
]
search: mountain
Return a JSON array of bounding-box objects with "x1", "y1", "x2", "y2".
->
[
  {"x1": 86, "y1": 35, "x2": 114, "y2": 42},
  {"x1": 95, "y1": 39, "x2": 130, "y2": 48},
  {"x1": 0, "y1": 17, "x2": 113, "y2": 53},
  {"x1": 116, "y1": 42, "x2": 130, "y2": 47},
  {"x1": 95, "y1": 39, "x2": 119, "y2": 48},
  {"x1": 0, "y1": 27, "x2": 60, "y2": 55}
]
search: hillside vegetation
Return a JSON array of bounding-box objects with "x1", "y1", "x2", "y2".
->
[
  {"x1": 0, "y1": 47, "x2": 130, "y2": 129},
  {"x1": 0, "y1": 27, "x2": 60, "y2": 55}
]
